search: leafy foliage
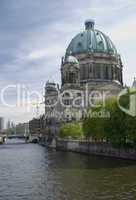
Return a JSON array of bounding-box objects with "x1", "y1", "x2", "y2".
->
[
  {"x1": 59, "y1": 89, "x2": 136, "y2": 148},
  {"x1": 59, "y1": 122, "x2": 83, "y2": 139},
  {"x1": 83, "y1": 89, "x2": 136, "y2": 148},
  {"x1": 83, "y1": 106, "x2": 106, "y2": 140}
]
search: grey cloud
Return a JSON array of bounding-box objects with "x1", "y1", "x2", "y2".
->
[{"x1": 0, "y1": 0, "x2": 135, "y2": 122}]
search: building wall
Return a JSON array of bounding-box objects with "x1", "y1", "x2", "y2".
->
[
  {"x1": 56, "y1": 139, "x2": 136, "y2": 161},
  {"x1": 16, "y1": 123, "x2": 29, "y2": 135},
  {"x1": 29, "y1": 115, "x2": 46, "y2": 136},
  {"x1": 0, "y1": 117, "x2": 4, "y2": 131},
  {"x1": 61, "y1": 53, "x2": 123, "y2": 88}
]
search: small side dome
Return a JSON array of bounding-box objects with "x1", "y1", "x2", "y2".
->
[
  {"x1": 113, "y1": 80, "x2": 121, "y2": 85},
  {"x1": 45, "y1": 81, "x2": 57, "y2": 92},
  {"x1": 46, "y1": 81, "x2": 56, "y2": 88},
  {"x1": 132, "y1": 77, "x2": 136, "y2": 88},
  {"x1": 66, "y1": 56, "x2": 79, "y2": 64}
]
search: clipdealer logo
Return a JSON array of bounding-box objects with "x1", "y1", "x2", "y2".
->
[{"x1": 117, "y1": 88, "x2": 136, "y2": 117}]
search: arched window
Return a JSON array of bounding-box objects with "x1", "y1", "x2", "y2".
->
[
  {"x1": 89, "y1": 63, "x2": 93, "y2": 78},
  {"x1": 63, "y1": 92, "x2": 70, "y2": 97},
  {"x1": 66, "y1": 72, "x2": 69, "y2": 82},
  {"x1": 103, "y1": 65, "x2": 109, "y2": 79},
  {"x1": 62, "y1": 92, "x2": 72, "y2": 106},
  {"x1": 69, "y1": 72, "x2": 76, "y2": 83},
  {"x1": 77, "y1": 92, "x2": 82, "y2": 97},
  {"x1": 105, "y1": 66, "x2": 109, "y2": 79},
  {"x1": 95, "y1": 64, "x2": 101, "y2": 79}
]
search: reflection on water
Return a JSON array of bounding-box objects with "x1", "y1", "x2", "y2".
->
[{"x1": 0, "y1": 141, "x2": 136, "y2": 200}]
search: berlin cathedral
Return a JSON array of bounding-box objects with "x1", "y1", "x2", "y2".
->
[{"x1": 44, "y1": 19, "x2": 124, "y2": 122}]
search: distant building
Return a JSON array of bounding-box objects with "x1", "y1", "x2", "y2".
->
[
  {"x1": 16, "y1": 123, "x2": 29, "y2": 136},
  {"x1": 6, "y1": 120, "x2": 11, "y2": 129},
  {"x1": 29, "y1": 115, "x2": 45, "y2": 136},
  {"x1": 0, "y1": 117, "x2": 4, "y2": 131}
]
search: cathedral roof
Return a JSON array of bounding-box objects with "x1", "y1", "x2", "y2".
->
[{"x1": 65, "y1": 19, "x2": 118, "y2": 58}]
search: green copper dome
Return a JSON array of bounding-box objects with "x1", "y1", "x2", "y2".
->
[{"x1": 65, "y1": 20, "x2": 118, "y2": 57}]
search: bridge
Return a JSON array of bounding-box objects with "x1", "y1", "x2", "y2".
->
[
  {"x1": 0, "y1": 134, "x2": 40, "y2": 144},
  {"x1": 7, "y1": 134, "x2": 40, "y2": 143},
  {"x1": 0, "y1": 134, "x2": 29, "y2": 144}
]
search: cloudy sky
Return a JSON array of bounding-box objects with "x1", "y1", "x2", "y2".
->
[{"x1": 0, "y1": 0, "x2": 135, "y2": 124}]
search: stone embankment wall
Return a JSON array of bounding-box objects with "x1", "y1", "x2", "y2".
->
[{"x1": 56, "y1": 139, "x2": 136, "y2": 160}]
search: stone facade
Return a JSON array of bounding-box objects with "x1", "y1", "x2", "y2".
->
[{"x1": 44, "y1": 20, "x2": 124, "y2": 124}]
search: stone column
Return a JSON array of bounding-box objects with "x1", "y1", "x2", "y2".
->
[
  {"x1": 100, "y1": 64, "x2": 104, "y2": 79},
  {"x1": 109, "y1": 65, "x2": 112, "y2": 80}
]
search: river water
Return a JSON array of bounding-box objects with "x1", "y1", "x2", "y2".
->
[{"x1": 0, "y1": 139, "x2": 136, "y2": 200}]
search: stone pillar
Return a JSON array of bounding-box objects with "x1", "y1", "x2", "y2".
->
[
  {"x1": 109, "y1": 65, "x2": 112, "y2": 80},
  {"x1": 91, "y1": 63, "x2": 94, "y2": 79},
  {"x1": 120, "y1": 68, "x2": 123, "y2": 85},
  {"x1": 113, "y1": 65, "x2": 116, "y2": 80},
  {"x1": 100, "y1": 64, "x2": 104, "y2": 79}
]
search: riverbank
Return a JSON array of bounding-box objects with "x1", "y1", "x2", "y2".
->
[{"x1": 55, "y1": 139, "x2": 136, "y2": 161}]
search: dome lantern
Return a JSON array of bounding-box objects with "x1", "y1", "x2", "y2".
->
[{"x1": 85, "y1": 19, "x2": 95, "y2": 30}]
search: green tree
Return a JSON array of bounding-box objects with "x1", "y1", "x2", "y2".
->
[
  {"x1": 104, "y1": 97, "x2": 127, "y2": 146},
  {"x1": 83, "y1": 106, "x2": 106, "y2": 141},
  {"x1": 83, "y1": 91, "x2": 136, "y2": 147},
  {"x1": 59, "y1": 122, "x2": 83, "y2": 139}
]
